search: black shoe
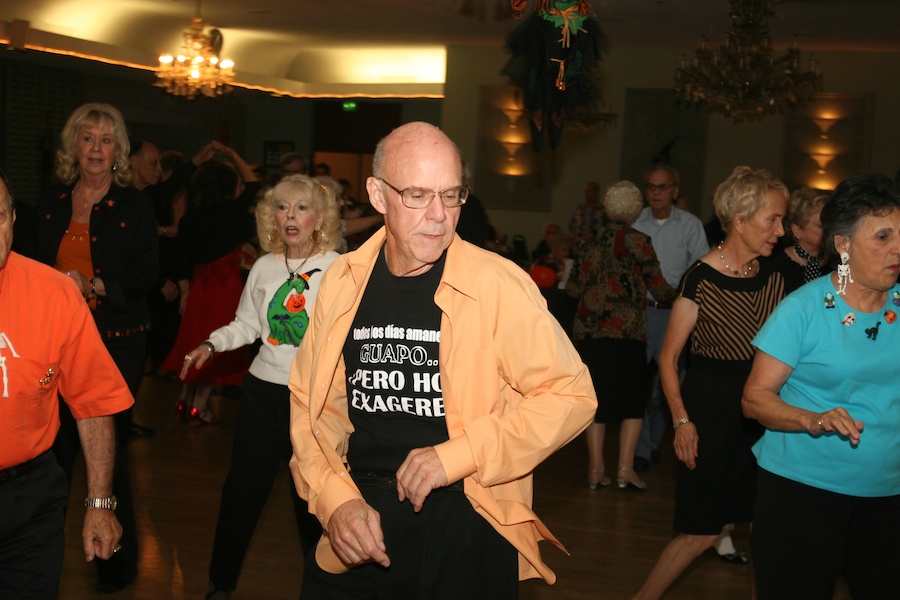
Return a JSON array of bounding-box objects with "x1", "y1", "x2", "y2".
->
[
  {"x1": 129, "y1": 423, "x2": 156, "y2": 438},
  {"x1": 633, "y1": 457, "x2": 650, "y2": 472},
  {"x1": 717, "y1": 549, "x2": 748, "y2": 564}
]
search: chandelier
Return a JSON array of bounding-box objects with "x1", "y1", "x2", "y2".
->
[
  {"x1": 156, "y1": 1, "x2": 234, "y2": 99},
  {"x1": 673, "y1": 0, "x2": 822, "y2": 122}
]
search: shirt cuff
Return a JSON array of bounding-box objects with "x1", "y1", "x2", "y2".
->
[
  {"x1": 433, "y1": 434, "x2": 477, "y2": 485},
  {"x1": 315, "y1": 471, "x2": 362, "y2": 528}
]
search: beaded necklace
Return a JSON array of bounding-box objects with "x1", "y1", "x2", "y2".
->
[{"x1": 717, "y1": 243, "x2": 754, "y2": 277}]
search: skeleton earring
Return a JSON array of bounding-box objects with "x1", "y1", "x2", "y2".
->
[{"x1": 836, "y1": 251, "x2": 853, "y2": 295}]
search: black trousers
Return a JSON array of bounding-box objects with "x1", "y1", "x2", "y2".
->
[
  {"x1": 300, "y1": 478, "x2": 519, "y2": 600},
  {"x1": 753, "y1": 468, "x2": 900, "y2": 600},
  {"x1": 52, "y1": 332, "x2": 146, "y2": 587},
  {"x1": 0, "y1": 452, "x2": 68, "y2": 599},
  {"x1": 208, "y1": 373, "x2": 322, "y2": 592},
  {"x1": 147, "y1": 290, "x2": 181, "y2": 370}
]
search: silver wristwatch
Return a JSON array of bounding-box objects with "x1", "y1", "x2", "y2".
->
[{"x1": 84, "y1": 496, "x2": 117, "y2": 510}]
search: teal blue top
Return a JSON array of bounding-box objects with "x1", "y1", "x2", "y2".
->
[{"x1": 752, "y1": 276, "x2": 900, "y2": 497}]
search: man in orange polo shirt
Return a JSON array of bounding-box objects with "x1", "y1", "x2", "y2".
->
[{"x1": 0, "y1": 171, "x2": 133, "y2": 598}]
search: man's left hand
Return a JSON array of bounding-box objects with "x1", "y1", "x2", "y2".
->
[
  {"x1": 83, "y1": 509, "x2": 123, "y2": 562},
  {"x1": 395, "y1": 447, "x2": 448, "y2": 512}
]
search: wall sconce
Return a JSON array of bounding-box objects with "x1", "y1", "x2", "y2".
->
[
  {"x1": 501, "y1": 107, "x2": 524, "y2": 128},
  {"x1": 500, "y1": 141, "x2": 525, "y2": 161},
  {"x1": 812, "y1": 117, "x2": 839, "y2": 139},
  {"x1": 809, "y1": 152, "x2": 837, "y2": 174}
]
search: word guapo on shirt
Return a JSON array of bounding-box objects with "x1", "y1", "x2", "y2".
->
[{"x1": 348, "y1": 325, "x2": 443, "y2": 417}]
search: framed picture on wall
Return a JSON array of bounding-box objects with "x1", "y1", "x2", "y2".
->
[
  {"x1": 780, "y1": 93, "x2": 874, "y2": 192},
  {"x1": 264, "y1": 141, "x2": 295, "y2": 168}
]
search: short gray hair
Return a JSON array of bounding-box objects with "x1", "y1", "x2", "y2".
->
[{"x1": 603, "y1": 180, "x2": 644, "y2": 224}]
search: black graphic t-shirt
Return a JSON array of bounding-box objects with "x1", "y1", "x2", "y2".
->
[{"x1": 344, "y1": 248, "x2": 448, "y2": 473}]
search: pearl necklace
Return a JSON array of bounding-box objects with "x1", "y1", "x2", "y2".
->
[{"x1": 717, "y1": 243, "x2": 754, "y2": 277}]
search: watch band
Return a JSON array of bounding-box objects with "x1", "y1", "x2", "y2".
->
[
  {"x1": 84, "y1": 496, "x2": 117, "y2": 510},
  {"x1": 672, "y1": 417, "x2": 691, "y2": 429}
]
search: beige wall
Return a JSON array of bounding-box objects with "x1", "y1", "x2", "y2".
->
[{"x1": 443, "y1": 45, "x2": 900, "y2": 252}]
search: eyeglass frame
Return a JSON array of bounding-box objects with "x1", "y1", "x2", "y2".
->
[
  {"x1": 646, "y1": 182, "x2": 676, "y2": 192},
  {"x1": 376, "y1": 178, "x2": 469, "y2": 209}
]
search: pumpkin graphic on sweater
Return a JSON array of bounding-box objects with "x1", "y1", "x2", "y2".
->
[{"x1": 267, "y1": 268, "x2": 320, "y2": 347}]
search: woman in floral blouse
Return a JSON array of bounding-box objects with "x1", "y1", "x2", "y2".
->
[{"x1": 566, "y1": 180, "x2": 675, "y2": 491}]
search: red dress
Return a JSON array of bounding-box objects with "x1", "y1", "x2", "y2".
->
[{"x1": 162, "y1": 247, "x2": 249, "y2": 385}]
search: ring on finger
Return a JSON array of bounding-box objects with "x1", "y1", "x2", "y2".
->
[
  {"x1": 184, "y1": 355, "x2": 193, "y2": 363},
  {"x1": 113, "y1": 544, "x2": 122, "y2": 554}
]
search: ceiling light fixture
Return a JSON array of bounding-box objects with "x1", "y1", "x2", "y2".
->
[
  {"x1": 673, "y1": 0, "x2": 823, "y2": 122},
  {"x1": 156, "y1": 0, "x2": 234, "y2": 99}
]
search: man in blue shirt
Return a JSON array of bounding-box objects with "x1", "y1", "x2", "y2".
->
[{"x1": 631, "y1": 164, "x2": 708, "y2": 470}]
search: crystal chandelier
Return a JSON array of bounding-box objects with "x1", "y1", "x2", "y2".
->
[
  {"x1": 156, "y1": 1, "x2": 234, "y2": 99},
  {"x1": 673, "y1": 0, "x2": 822, "y2": 122}
]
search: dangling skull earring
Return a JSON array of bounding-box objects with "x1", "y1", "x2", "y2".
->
[{"x1": 836, "y1": 251, "x2": 853, "y2": 295}]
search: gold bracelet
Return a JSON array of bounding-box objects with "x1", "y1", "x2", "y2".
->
[{"x1": 673, "y1": 417, "x2": 690, "y2": 429}]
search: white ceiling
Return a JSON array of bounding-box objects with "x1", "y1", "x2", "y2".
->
[{"x1": 1, "y1": 0, "x2": 898, "y2": 96}]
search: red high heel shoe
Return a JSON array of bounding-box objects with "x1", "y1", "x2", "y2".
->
[
  {"x1": 175, "y1": 400, "x2": 189, "y2": 421},
  {"x1": 188, "y1": 406, "x2": 220, "y2": 426}
]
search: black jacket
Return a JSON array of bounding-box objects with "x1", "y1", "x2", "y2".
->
[{"x1": 32, "y1": 183, "x2": 159, "y2": 339}]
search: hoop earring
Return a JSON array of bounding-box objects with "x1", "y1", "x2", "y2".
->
[
  {"x1": 311, "y1": 229, "x2": 322, "y2": 245},
  {"x1": 836, "y1": 251, "x2": 854, "y2": 295},
  {"x1": 266, "y1": 228, "x2": 278, "y2": 243}
]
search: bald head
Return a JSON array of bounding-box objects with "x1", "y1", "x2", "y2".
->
[
  {"x1": 366, "y1": 122, "x2": 466, "y2": 277},
  {"x1": 373, "y1": 122, "x2": 463, "y2": 181}
]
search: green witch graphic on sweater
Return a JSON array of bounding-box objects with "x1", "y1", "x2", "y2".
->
[{"x1": 267, "y1": 268, "x2": 321, "y2": 347}]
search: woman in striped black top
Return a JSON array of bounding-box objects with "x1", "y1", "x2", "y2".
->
[{"x1": 634, "y1": 167, "x2": 788, "y2": 600}]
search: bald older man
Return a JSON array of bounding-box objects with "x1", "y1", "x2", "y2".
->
[{"x1": 288, "y1": 122, "x2": 597, "y2": 599}]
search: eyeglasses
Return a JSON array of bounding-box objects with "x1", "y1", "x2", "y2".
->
[
  {"x1": 377, "y1": 178, "x2": 469, "y2": 209},
  {"x1": 646, "y1": 183, "x2": 675, "y2": 192}
]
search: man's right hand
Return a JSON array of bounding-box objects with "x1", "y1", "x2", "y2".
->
[{"x1": 327, "y1": 499, "x2": 390, "y2": 568}]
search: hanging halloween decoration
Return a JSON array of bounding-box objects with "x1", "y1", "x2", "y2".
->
[{"x1": 503, "y1": 0, "x2": 607, "y2": 151}]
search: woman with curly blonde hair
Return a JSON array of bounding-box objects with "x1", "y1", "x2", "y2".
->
[{"x1": 181, "y1": 174, "x2": 341, "y2": 599}]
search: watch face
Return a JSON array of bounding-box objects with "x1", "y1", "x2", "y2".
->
[{"x1": 108, "y1": 496, "x2": 117, "y2": 510}]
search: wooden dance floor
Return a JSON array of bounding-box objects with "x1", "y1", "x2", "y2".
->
[{"x1": 58, "y1": 373, "x2": 850, "y2": 599}]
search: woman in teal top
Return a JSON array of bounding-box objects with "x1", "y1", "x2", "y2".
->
[{"x1": 744, "y1": 173, "x2": 900, "y2": 600}]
